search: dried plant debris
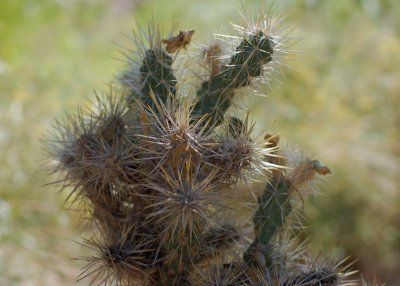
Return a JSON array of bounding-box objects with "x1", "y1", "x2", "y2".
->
[{"x1": 162, "y1": 29, "x2": 195, "y2": 53}]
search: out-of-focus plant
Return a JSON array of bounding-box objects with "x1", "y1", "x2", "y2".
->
[{"x1": 46, "y1": 7, "x2": 380, "y2": 286}]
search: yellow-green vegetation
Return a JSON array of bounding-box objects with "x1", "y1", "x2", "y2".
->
[{"x1": 0, "y1": 0, "x2": 399, "y2": 285}]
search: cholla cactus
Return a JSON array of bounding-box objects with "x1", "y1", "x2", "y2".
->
[{"x1": 47, "y1": 9, "x2": 372, "y2": 286}]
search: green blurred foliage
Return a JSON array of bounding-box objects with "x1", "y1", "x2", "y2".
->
[{"x1": 0, "y1": 0, "x2": 398, "y2": 285}]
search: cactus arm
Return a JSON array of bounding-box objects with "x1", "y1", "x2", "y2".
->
[{"x1": 193, "y1": 31, "x2": 274, "y2": 125}]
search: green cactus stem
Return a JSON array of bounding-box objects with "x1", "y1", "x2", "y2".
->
[
  {"x1": 244, "y1": 177, "x2": 292, "y2": 269},
  {"x1": 193, "y1": 31, "x2": 274, "y2": 126},
  {"x1": 129, "y1": 48, "x2": 177, "y2": 107}
]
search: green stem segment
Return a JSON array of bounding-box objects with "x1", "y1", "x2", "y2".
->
[
  {"x1": 193, "y1": 31, "x2": 274, "y2": 125},
  {"x1": 244, "y1": 177, "x2": 292, "y2": 268},
  {"x1": 129, "y1": 49, "x2": 177, "y2": 107}
]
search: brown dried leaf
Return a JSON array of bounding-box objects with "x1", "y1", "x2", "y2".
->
[
  {"x1": 311, "y1": 160, "x2": 331, "y2": 175},
  {"x1": 162, "y1": 29, "x2": 195, "y2": 53}
]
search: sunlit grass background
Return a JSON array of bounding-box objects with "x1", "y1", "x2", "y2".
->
[{"x1": 0, "y1": 0, "x2": 399, "y2": 285}]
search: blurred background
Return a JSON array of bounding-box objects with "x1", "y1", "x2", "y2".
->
[{"x1": 0, "y1": 0, "x2": 399, "y2": 285}]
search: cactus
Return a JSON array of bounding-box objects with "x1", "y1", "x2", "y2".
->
[{"x1": 47, "y1": 9, "x2": 376, "y2": 286}]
